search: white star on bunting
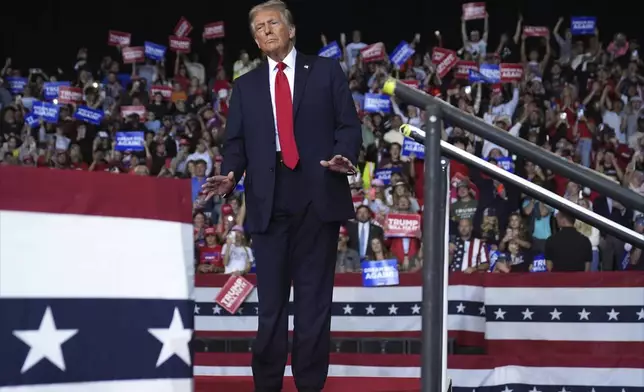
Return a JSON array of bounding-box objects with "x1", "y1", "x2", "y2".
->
[
  {"x1": 456, "y1": 303, "x2": 466, "y2": 313},
  {"x1": 549, "y1": 308, "x2": 562, "y2": 320},
  {"x1": 148, "y1": 307, "x2": 192, "y2": 367},
  {"x1": 388, "y1": 304, "x2": 398, "y2": 315},
  {"x1": 607, "y1": 308, "x2": 620, "y2": 321},
  {"x1": 13, "y1": 307, "x2": 79, "y2": 373},
  {"x1": 213, "y1": 305, "x2": 222, "y2": 315},
  {"x1": 194, "y1": 304, "x2": 200, "y2": 314},
  {"x1": 343, "y1": 304, "x2": 353, "y2": 315},
  {"x1": 365, "y1": 304, "x2": 376, "y2": 315},
  {"x1": 578, "y1": 308, "x2": 591, "y2": 321},
  {"x1": 521, "y1": 308, "x2": 534, "y2": 320},
  {"x1": 636, "y1": 308, "x2": 644, "y2": 320},
  {"x1": 411, "y1": 304, "x2": 421, "y2": 314},
  {"x1": 494, "y1": 308, "x2": 506, "y2": 320}
]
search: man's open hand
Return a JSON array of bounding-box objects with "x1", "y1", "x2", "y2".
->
[
  {"x1": 202, "y1": 171, "x2": 235, "y2": 200},
  {"x1": 320, "y1": 155, "x2": 356, "y2": 174}
]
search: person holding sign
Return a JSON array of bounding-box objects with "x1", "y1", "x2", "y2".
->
[{"x1": 201, "y1": 1, "x2": 361, "y2": 391}]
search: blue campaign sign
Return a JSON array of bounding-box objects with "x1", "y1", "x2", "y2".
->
[
  {"x1": 495, "y1": 156, "x2": 515, "y2": 173},
  {"x1": 115, "y1": 131, "x2": 145, "y2": 152},
  {"x1": 235, "y1": 176, "x2": 245, "y2": 192},
  {"x1": 401, "y1": 137, "x2": 425, "y2": 159},
  {"x1": 364, "y1": 93, "x2": 391, "y2": 113},
  {"x1": 25, "y1": 112, "x2": 40, "y2": 128},
  {"x1": 361, "y1": 259, "x2": 400, "y2": 287},
  {"x1": 531, "y1": 254, "x2": 548, "y2": 272},
  {"x1": 390, "y1": 41, "x2": 415, "y2": 68},
  {"x1": 318, "y1": 41, "x2": 342, "y2": 59},
  {"x1": 43, "y1": 81, "x2": 71, "y2": 101},
  {"x1": 373, "y1": 167, "x2": 401, "y2": 186},
  {"x1": 7, "y1": 77, "x2": 27, "y2": 95},
  {"x1": 32, "y1": 101, "x2": 60, "y2": 124},
  {"x1": 571, "y1": 17, "x2": 596, "y2": 35},
  {"x1": 145, "y1": 41, "x2": 167, "y2": 61},
  {"x1": 74, "y1": 106, "x2": 104, "y2": 125},
  {"x1": 468, "y1": 64, "x2": 500, "y2": 84}
]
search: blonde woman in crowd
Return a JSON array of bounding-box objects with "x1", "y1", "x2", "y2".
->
[{"x1": 575, "y1": 198, "x2": 601, "y2": 271}]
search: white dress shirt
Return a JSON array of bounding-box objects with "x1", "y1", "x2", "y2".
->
[
  {"x1": 267, "y1": 47, "x2": 297, "y2": 152},
  {"x1": 358, "y1": 221, "x2": 370, "y2": 257}
]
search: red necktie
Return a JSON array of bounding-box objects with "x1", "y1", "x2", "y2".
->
[{"x1": 275, "y1": 62, "x2": 299, "y2": 169}]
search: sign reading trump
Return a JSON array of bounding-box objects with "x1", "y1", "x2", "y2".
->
[
  {"x1": 385, "y1": 213, "x2": 422, "y2": 238},
  {"x1": 214, "y1": 275, "x2": 254, "y2": 314}
]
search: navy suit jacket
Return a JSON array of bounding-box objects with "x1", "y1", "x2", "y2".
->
[{"x1": 222, "y1": 51, "x2": 362, "y2": 234}]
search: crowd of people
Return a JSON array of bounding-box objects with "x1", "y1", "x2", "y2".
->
[{"x1": 1, "y1": 11, "x2": 643, "y2": 276}]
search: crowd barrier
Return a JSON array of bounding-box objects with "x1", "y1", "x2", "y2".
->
[{"x1": 195, "y1": 272, "x2": 644, "y2": 356}]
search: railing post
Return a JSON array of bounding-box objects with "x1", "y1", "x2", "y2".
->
[{"x1": 421, "y1": 104, "x2": 446, "y2": 392}]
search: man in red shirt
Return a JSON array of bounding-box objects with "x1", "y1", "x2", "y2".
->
[{"x1": 198, "y1": 227, "x2": 224, "y2": 274}]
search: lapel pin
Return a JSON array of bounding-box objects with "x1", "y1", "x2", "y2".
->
[{"x1": 304, "y1": 65, "x2": 309, "y2": 69}]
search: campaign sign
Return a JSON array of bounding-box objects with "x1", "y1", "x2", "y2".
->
[
  {"x1": 25, "y1": 112, "x2": 40, "y2": 128},
  {"x1": 115, "y1": 131, "x2": 145, "y2": 152},
  {"x1": 43, "y1": 81, "x2": 70, "y2": 101},
  {"x1": 174, "y1": 16, "x2": 193, "y2": 38},
  {"x1": 352, "y1": 195, "x2": 365, "y2": 210},
  {"x1": 7, "y1": 77, "x2": 27, "y2": 95},
  {"x1": 373, "y1": 167, "x2": 400, "y2": 186},
  {"x1": 214, "y1": 275, "x2": 255, "y2": 314},
  {"x1": 401, "y1": 138, "x2": 425, "y2": 159},
  {"x1": 523, "y1": 26, "x2": 549, "y2": 37},
  {"x1": 121, "y1": 105, "x2": 147, "y2": 119},
  {"x1": 495, "y1": 156, "x2": 514, "y2": 173},
  {"x1": 385, "y1": 213, "x2": 422, "y2": 238},
  {"x1": 122, "y1": 46, "x2": 144, "y2": 64},
  {"x1": 454, "y1": 61, "x2": 478, "y2": 79},
  {"x1": 364, "y1": 93, "x2": 391, "y2": 113},
  {"x1": 390, "y1": 41, "x2": 415, "y2": 68},
  {"x1": 74, "y1": 105, "x2": 104, "y2": 125},
  {"x1": 318, "y1": 41, "x2": 342, "y2": 59},
  {"x1": 361, "y1": 259, "x2": 400, "y2": 287},
  {"x1": 144, "y1": 42, "x2": 166, "y2": 61},
  {"x1": 150, "y1": 85, "x2": 172, "y2": 100},
  {"x1": 571, "y1": 16, "x2": 596, "y2": 35},
  {"x1": 462, "y1": 2, "x2": 486, "y2": 20},
  {"x1": 57, "y1": 86, "x2": 83, "y2": 104},
  {"x1": 500, "y1": 63, "x2": 523, "y2": 83},
  {"x1": 169, "y1": 36, "x2": 191, "y2": 53},
  {"x1": 361, "y1": 42, "x2": 386, "y2": 63},
  {"x1": 32, "y1": 101, "x2": 60, "y2": 124},
  {"x1": 488, "y1": 250, "x2": 501, "y2": 272},
  {"x1": 531, "y1": 254, "x2": 548, "y2": 272},
  {"x1": 433, "y1": 48, "x2": 459, "y2": 78},
  {"x1": 203, "y1": 21, "x2": 225, "y2": 39},
  {"x1": 107, "y1": 30, "x2": 131, "y2": 47},
  {"x1": 469, "y1": 64, "x2": 500, "y2": 84},
  {"x1": 235, "y1": 176, "x2": 245, "y2": 192}
]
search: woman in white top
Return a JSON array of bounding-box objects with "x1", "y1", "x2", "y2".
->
[
  {"x1": 222, "y1": 225, "x2": 254, "y2": 275},
  {"x1": 575, "y1": 199, "x2": 601, "y2": 271}
]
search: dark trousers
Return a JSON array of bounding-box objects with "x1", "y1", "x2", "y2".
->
[{"x1": 251, "y1": 157, "x2": 339, "y2": 391}]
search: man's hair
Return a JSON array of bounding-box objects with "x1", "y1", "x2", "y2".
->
[
  {"x1": 248, "y1": 0, "x2": 295, "y2": 36},
  {"x1": 556, "y1": 210, "x2": 575, "y2": 225}
]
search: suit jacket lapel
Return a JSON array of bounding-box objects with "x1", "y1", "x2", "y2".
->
[
  {"x1": 293, "y1": 52, "x2": 310, "y2": 118},
  {"x1": 257, "y1": 61, "x2": 276, "y2": 136}
]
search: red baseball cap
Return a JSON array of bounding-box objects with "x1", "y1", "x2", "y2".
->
[
  {"x1": 221, "y1": 204, "x2": 233, "y2": 215},
  {"x1": 204, "y1": 227, "x2": 217, "y2": 236}
]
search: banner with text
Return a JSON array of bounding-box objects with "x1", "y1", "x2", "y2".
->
[
  {"x1": 432, "y1": 48, "x2": 459, "y2": 78},
  {"x1": 115, "y1": 131, "x2": 145, "y2": 152},
  {"x1": 361, "y1": 259, "x2": 400, "y2": 287},
  {"x1": 364, "y1": 93, "x2": 391, "y2": 113},
  {"x1": 401, "y1": 138, "x2": 425, "y2": 159},
  {"x1": 122, "y1": 47, "x2": 144, "y2": 64},
  {"x1": 74, "y1": 106, "x2": 104, "y2": 125},
  {"x1": 107, "y1": 30, "x2": 131, "y2": 47},
  {"x1": 571, "y1": 17, "x2": 596, "y2": 35},
  {"x1": 203, "y1": 22, "x2": 225, "y2": 39},
  {"x1": 32, "y1": 101, "x2": 60, "y2": 124},
  {"x1": 385, "y1": 213, "x2": 422, "y2": 238},
  {"x1": 361, "y1": 43, "x2": 386, "y2": 63},
  {"x1": 174, "y1": 17, "x2": 193, "y2": 37},
  {"x1": 318, "y1": 41, "x2": 342, "y2": 59},
  {"x1": 373, "y1": 167, "x2": 400, "y2": 186},
  {"x1": 7, "y1": 77, "x2": 27, "y2": 95},
  {"x1": 523, "y1": 26, "x2": 549, "y2": 37},
  {"x1": 144, "y1": 42, "x2": 166, "y2": 61},
  {"x1": 169, "y1": 36, "x2": 191, "y2": 53},
  {"x1": 57, "y1": 86, "x2": 82, "y2": 105},
  {"x1": 454, "y1": 61, "x2": 478, "y2": 79},
  {"x1": 462, "y1": 2, "x2": 486, "y2": 20},
  {"x1": 390, "y1": 41, "x2": 415, "y2": 68},
  {"x1": 500, "y1": 63, "x2": 523, "y2": 83},
  {"x1": 214, "y1": 275, "x2": 255, "y2": 314}
]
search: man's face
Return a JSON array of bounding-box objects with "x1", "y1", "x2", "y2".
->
[
  {"x1": 356, "y1": 207, "x2": 370, "y2": 222},
  {"x1": 195, "y1": 163, "x2": 206, "y2": 176},
  {"x1": 253, "y1": 9, "x2": 294, "y2": 56},
  {"x1": 458, "y1": 220, "x2": 472, "y2": 237}
]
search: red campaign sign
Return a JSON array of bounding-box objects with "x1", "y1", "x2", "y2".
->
[
  {"x1": 214, "y1": 275, "x2": 255, "y2": 314},
  {"x1": 121, "y1": 105, "x2": 147, "y2": 120},
  {"x1": 500, "y1": 63, "x2": 524, "y2": 82},
  {"x1": 57, "y1": 86, "x2": 82, "y2": 104},
  {"x1": 352, "y1": 195, "x2": 365, "y2": 210},
  {"x1": 454, "y1": 61, "x2": 478, "y2": 79},
  {"x1": 203, "y1": 21, "x2": 225, "y2": 39},
  {"x1": 434, "y1": 48, "x2": 459, "y2": 79},
  {"x1": 361, "y1": 43, "x2": 386, "y2": 63},
  {"x1": 174, "y1": 16, "x2": 193, "y2": 38},
  {"x1": 523, "y1": 26, "x2": 549, "y2": 37},
  {"x1": 431, "y1": 48, "x2": 446, "y2": 64},
  {"x1": 150, "y1": 85, "x2": 172, "y2": 100},
  {"x1": 122, "y1": 47, "x2": 144, "y2": 64},
  {"x1": 384, "y1": 213, "x2": 422, "y2": 238},
  {"x1": 169, "y1": 36, "x2": 192, "y2": 53},
  {"x1": 400, "y1": 79, "x2": 420, "y2": 88},
  {"x1": 107, "y1": 30, "x2": 131, "y2": 47},
  {"x1": 462, "y1": 2, "x2": 486, "y2": 20}
]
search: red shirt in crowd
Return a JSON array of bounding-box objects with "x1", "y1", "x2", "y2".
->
[{"x1": 199, "y1": 244, "x2": 224, "y2": 269}]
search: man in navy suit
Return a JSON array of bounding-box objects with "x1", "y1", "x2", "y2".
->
[{"x1": 203, "y1": 1, "x2": 362, "y2": 391}]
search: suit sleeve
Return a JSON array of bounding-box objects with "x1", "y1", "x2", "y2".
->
[
  {"x1": 221, "y1": 81, "x2": 247, "y2": 184},
  {"x1": 330, "y1": 60, "x2": 362, "y2": 165}
]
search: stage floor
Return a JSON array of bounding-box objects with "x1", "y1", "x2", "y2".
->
[{"x1": 195, "y1": 376, "x2": 420, "y2": 392}]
